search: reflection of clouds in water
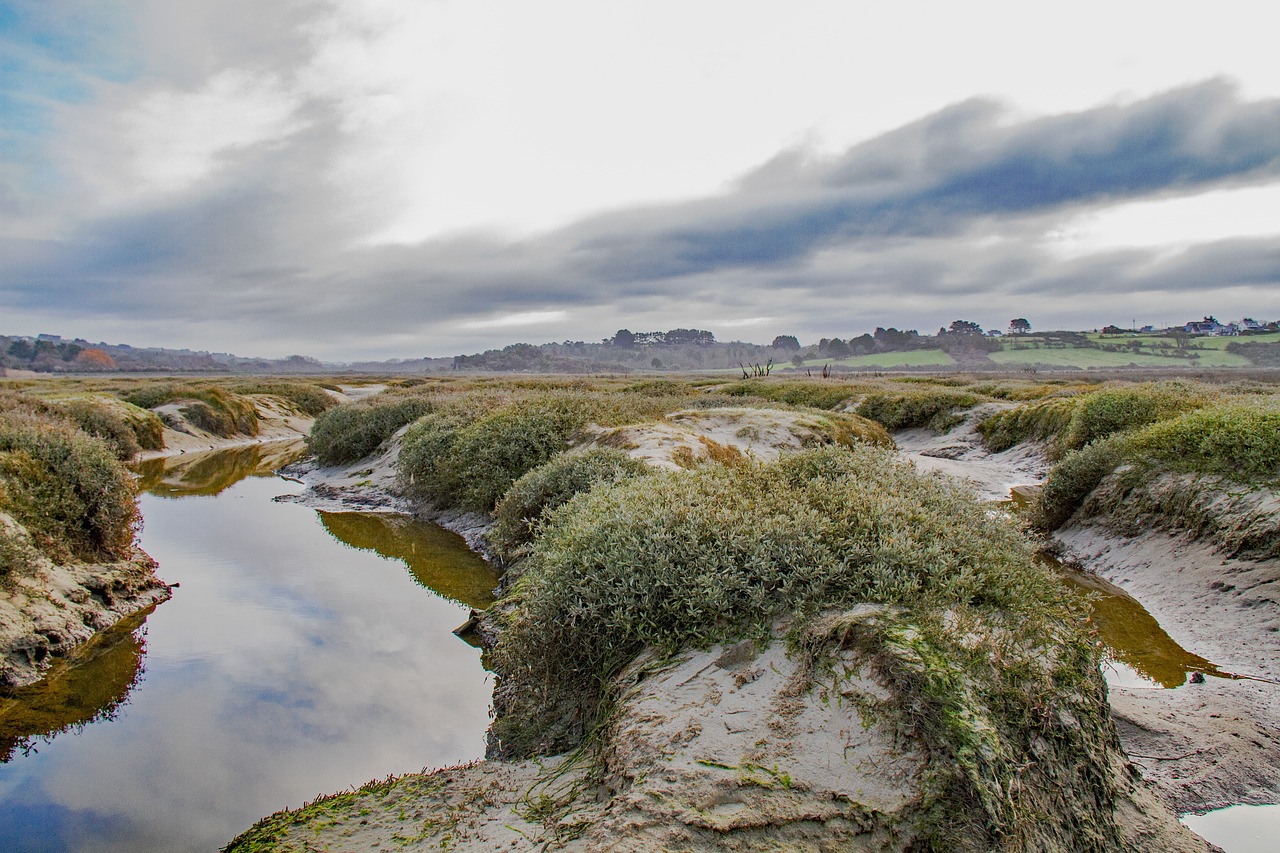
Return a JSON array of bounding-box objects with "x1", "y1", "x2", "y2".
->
[{"x1": 8, "y1": 474, "x2": 493, "y2": 852}]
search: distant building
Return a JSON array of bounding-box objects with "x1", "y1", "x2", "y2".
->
[
  {"x1": 1241, "y1": 317, "x2": 1265, "y2": 331},
  {"x1": 1184, "y1": 316, "x2": 1223, "y2": 335}
]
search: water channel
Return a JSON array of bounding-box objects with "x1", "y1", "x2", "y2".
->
[
  {"x1": 0, "y1": 441, "x2": 499, "y2": 852},
  {"x1": 0, "y1": 450, "x2": 1274, "y2": 850}
]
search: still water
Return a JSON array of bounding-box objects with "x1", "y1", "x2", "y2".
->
[{"x1": 0, "y1": 442, "x2": 500, "y2": 852}]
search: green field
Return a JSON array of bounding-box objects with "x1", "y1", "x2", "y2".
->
[{"x1": 989, "y1": 346, "x2": 1251, "y2": 369}]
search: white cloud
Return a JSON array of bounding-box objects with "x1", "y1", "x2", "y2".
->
[
  {"x1": 124, "y1": 69, "x2": 305, "y2": 193},
  {"x1": 461, "y1": 309, "x2": 569, "y2": 329},
  {"x1": 1043, "y1": 183, "x2": 1280, "y2": 259}
]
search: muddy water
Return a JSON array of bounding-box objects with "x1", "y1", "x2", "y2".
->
[
  {"x1": 0, "y1": 442, "x2": 500, "y2": 852},
  {"x1": 1053, "y1": 562, "x2": 1228, "y2": 689}
]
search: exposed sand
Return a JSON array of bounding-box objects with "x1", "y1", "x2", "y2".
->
[
  {"x1": 1053, "y1": 526, "x2": 1280, "y2": 813},
  {"x1": 231, "y1": 627, "x2": 1206, "y2": 852},
  {"x1": 230, "y1": 402, "x2": 1230, "y2": 851}
]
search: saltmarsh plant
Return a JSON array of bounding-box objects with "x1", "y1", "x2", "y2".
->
[
  {"x1": 720, "y1": 379, "x2": 867, "y2": 410},
  {"x1": 121, "y1": 384, "x2": 258, "y2": 438},
  {"x1": 230, "y1": 382, "x2": 338, "y2": 417},
  {"x1": 489, "y1": 448, "x2": 652, "y2": 562},
  {"x1": 0, "y1": 390, "x2": 161, "y2": 459},
  {"x1": 308, "y1": 396, "x2": 434, "y2": 465},
  {"x1": 980, "y1": 381, "x2": 1208, "y2": 456},
  {"x1": 485, "y1": 445, "x2": 1116, "y2": 848},
  {"x1": 0, "y1": 412, "x2": 139, "y2": 564},
  {"x1": 486, "y1": 445, "x2": 1083, "y2": 759},
  {"x1": 855, "y1": 390, "x2": 981, "y2": 433},
  {"x1": 1034, "y1": 397, "x2": 1280, "y2": 531},
  {"x1": 402, "y1": 391, "x2": 601, "y2": 512}
]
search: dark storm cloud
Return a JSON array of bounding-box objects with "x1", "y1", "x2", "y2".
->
[
  {"x1": 2, "y1": 80, "x2": 1278, "y2": 356},
  {"x1": 563, "y1": 81, "x2": 1280, "y2": 283}
]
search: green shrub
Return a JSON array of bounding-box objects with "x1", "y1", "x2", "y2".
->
[
  {"x1": 490, "y1": 448, "x2": 651, "y2": 561},
  {"x1": 488, "y1": 445, "x2": 1077, "y2": 757},
  {"x1": 1126, "y1": 400, "x2": 1280, "y2": 480},
  {"x1": 435, "y1": 393, "x2": 600, "y2": 512},
  {"x1": 52, "y1": 400, "x2": 140, "y2": 460},
  {"x1": 1059, "y1": 382, "x2": 1207, "y2": 451},
  {"x1": 978, "y1": 396, "x2": 1081, "y2": 453},
  {"x1": 231, "y1": 382, "x2": 338, "y2": 417},
  {"x1": 0, "y1": 412, "x2": 140, "y2": 562},
  {"x1": 121, "y1": 384, "x2": 258, "y2": 438},
  {"x1": 118, "y1": 403, "x2": 165, "y2": 450},
  {"x1": 855, "y1": 391, "x2": 980, "y2": 432},
  {"x1": 1034, "y1": 440, "x2": 1128, "y2": 531},
  {"x1": 308, "y1": 397, "x2": 434, "y2": 465}
]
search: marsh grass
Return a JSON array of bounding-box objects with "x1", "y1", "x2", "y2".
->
[
  {"x1": 486, "y1": 445, "x2": 1084, "y2": 758},
  {"x1": 0, "y1": 412, "x2": 139, "y2": 564},
  {"x1": 122, "y1": 384, "x2": 259, "y2": 438},
  {"x1": 855, "y1": 390, "x2": 981, "y2": 432},
  {"x1": 490, "y1": 448, "x2": 652, "y2": 562},
  {"x1": 980, "y1": 381, "x2": 1210, "y2": 456},
  {"x1": 308, "y1": 395, "x2": 435, "y2": 465},
  {"x1": 230, "y1": 381, "x2": 338, "y2": 416},
  {"x1": 1035, "y1": 396, "x2": 1280, "y2": 531}
]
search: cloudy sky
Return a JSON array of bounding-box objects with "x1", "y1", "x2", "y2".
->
[{"x1": 2, "y1": 0, "x2": 1278, "y2": 361}]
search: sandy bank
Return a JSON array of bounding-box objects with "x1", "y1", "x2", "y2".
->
[
  {"x1": 230, "y1": 625, "x2": 1206, "y2": 852},
  {"x1": 0, "y1": 531, "x2": 170, "y2": 689},
  {"x1": 1054, "y1": 526, "x2": 1280, "y2": 813}
]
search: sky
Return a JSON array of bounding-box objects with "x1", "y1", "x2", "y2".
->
[{"x1": 1, "y1": 0, "x2": 1278, "y2": 362}]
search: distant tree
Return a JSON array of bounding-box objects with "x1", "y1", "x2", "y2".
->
[
  {"x1": 74, "y1": 348, "x2": 116, "y2": 369},
  {"x1": 7, "y1": 340, "x2": 34, "y2": 361},
  {"x1": 1101, "y1": 325, "x2": 1126, "y2": 335},
  {"x1": 947, "y1": 320, "x2": 984, "y2": 336},
  {"x1": 790, "y1": 353, "x2": 805, "y2": 367},
  {"x1": 849, "y1": 333, "x2": 876, "y2": 355},
  {"x1": 1009, "y1": 318, "x2": 1031, "y2": 335},
  {"x1": 825, "y1": 337, "x2": 851, "y2": 359},
  {"x1": 771, "y1": 335, "x2": 801, "y2": 351},
  {"x1": 651, "y1": 357, "x2": 663, "y2": 369},
  {"x1": 611, "y1": 329, "x2": 636, "y2": 348},
  {"x1": 665, "y1": 328, "x2": 715, "y2": 346}
]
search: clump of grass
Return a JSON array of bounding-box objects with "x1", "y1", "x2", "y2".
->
[
  {"x1": 121, "y1": 384, "x2": 259, "y2": 438},
  {"x1": 1126, "y1": 399, "x2": 1280, "y2": 480},
  {"x1": 0, "y1": 389, "x2": 162, "y2": 458},
  {"x1": 231, "y1": 382, "x2": 339, "y2": 417},
  {"x1": 978, "y1": 395, "x2": 1082, "y2": 453},
  {"x1": 1059, "y1": 381, "x2": 1208, "y2": 450},
  {"x1": 49, "y1": 400, "x2": 141, "y2": 460},
  {"x1": 0, "y1": 412, "x2": 139, "y2": 564},
  {"x1": 719, "y1": 380, "x2": 865, "y2": 410},
  {"x1": 1034, "y1": 440, "x2": 1128, "y2": 530},
  {"x1": 308, "y1": 396, "x2": 434, "y2": 465},
  {"x1": 855, "y1": 390, "x2": 981, "y2": 433},
  {"x1": 1034, "y1": 397, "x2": 1280, "y2": 532},
  {"x1": 490, "y1": 448, "x2": 652, "y2": 562},
  {"x1": 980, "y1": 381, "x2": 1208, "y2": 456},
  {"x1": 400, "y1": 391, "x2": 601, "y2": 512},
  {"x1": 486, "y1": 444, "x2": 1080, "y2": 759}
]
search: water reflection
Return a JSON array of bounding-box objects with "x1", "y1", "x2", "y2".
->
[
  {"x1": 319, "y1": 512, "x2": 499, "y2": 609},
  {"x1": 1182, "y1": 803, "x2": 1280, "y2": 853},
  {"x1": 1055, "y1": 562, "x2": 1226, "y2": 689},
  {"x1": 0, "y1": 609, "x2": 151, "y2": 763},
  {"x1": 995, "y1": 487, "x2": 1228, "y2": 690},
  {"x1": 0, "y1": 449, "x2": 497, "y2": 852},
  {"x1": 131, "y1": 439, "x2": 309, "y2": 497}
]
